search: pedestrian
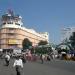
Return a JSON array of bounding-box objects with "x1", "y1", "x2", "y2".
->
[
  {"x1": 47, "y1": 55, "x2": 51, "y2": 61},
  {"x1": 40, "y1": 54, "x2": 44, "y2": 64},
  {"x1": 21, "y1": 54, "x2": 26, "y2": 63},
  {"x1": 13, "y1": 56, "x2": 23, "y2": 75},
  {"x1": 5, "y1": 53, "x2": 10, "y2": 66}
]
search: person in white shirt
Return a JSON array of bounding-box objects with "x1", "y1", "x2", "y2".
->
[{"x1": 13, "y1": 56, "x2": 23, "y2": 75}]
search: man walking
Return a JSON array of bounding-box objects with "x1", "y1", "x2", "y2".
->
[
  {"x1": 13, "y1": 56, "x2": 23, "y2": 75},
  {"x1": 40, "y1": 54, "x2": 44, "y2": 64},
  {"x1": 5, "y1": 53, "x2": 10, "y2": 66}
]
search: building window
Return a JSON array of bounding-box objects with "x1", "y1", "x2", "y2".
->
[
  {"x1": 2, "y1": 22, "x2": 6, "y2": 25},
  {"x1": 8, "y1": 33, "x2": 15, "y2": 36},
  {"x1": 7, "y1": 21, "x2": 13, "y2": 24},
  {"x1": 15, "y1": 23, "x2": 20, "y2": 25},
  {"x1": 8, "y1": 28, "x2": 15, "y2": 34},
  {"x1": 9, "y1": 28, "x2": 14, "y2": 30}
]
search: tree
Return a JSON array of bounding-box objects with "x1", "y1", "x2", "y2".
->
[
  {"x1": 35, "y1": 46, "x2": 49, "y2": 54},
  {"x1": 22, "y1": 38, "x2": 32, "y2": 50},
  {"x1": 69, "y1": 32, "x2": 75, "y2": 49},
  {"x1": 38, "y1": 40, "x2": 48, "y2": 46}
]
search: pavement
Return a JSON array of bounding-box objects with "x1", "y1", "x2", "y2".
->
[{"x1": 0, "y1": 59, "x2": 75, "y2": 75}]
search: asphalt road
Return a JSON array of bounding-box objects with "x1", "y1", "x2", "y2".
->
[{"x1": 0, "y1": 59, "x2": 75, "y2": 75}]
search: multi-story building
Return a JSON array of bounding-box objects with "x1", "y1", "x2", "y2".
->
[
  {"x1": 0, "y1": 10, "x2": 49, "y2": 49},
  {"x1": 61, "y1": 27, "x2": 75, "y2": 43}
]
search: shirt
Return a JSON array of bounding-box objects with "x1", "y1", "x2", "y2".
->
[
  {"x1": 13, "y1": 59, "x2": 23, "y2": 68},
  {"x1": 5, "y1": 55, "x2": 10, "y2": 61}
]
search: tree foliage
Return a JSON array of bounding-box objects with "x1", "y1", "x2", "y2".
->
[
  {"x1": 22, "y1": 38, "x2": 32, "y2": 50},
  {"x1": 69, "y1": 32, "x2": 75, "y2": 49},
  {"x1": 38, "y1": 40, "x2": 48, "y2": 46},
  {"x1": 34, "y1": 47, "x2": 49, "y2": 54}
]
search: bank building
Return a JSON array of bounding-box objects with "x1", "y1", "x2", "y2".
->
[{"x1": 0, "y1": 10, "x2": 49, "y2": 50}]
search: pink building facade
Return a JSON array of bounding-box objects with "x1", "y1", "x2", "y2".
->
[{"x1": 0, "y1": 10, "x2": 49, "y2": 49}]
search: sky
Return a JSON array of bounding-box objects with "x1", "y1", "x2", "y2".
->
[{"x1": 0, "y1": 0, "x2": 75, "y2": 44}]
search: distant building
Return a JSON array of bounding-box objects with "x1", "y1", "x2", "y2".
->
[
  {"x1": 61, "y1": 27, "x2": 75, "y2": 43},
  {"x1": 0, "y1": 10, "x2": 49, "y2": 49}
]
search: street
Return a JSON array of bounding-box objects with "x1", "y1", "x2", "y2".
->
[{"x1": 0, "y1": 59, "x2": 75, "y2": 75}]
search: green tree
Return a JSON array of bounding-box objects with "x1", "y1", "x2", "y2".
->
[
  {"x1": 22, "y1": 38, "x2": 32, "y2": 50},
  {"x1": 69, "y1": 32, "x2": 75, "y2": 49},
  {"x1": 38, "y1": 40, "x2": 48, "y2": 46}
]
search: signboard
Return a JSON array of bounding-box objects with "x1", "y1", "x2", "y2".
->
[{"x1": 8, "y1": 39, "x2": 18, "y2": 44}]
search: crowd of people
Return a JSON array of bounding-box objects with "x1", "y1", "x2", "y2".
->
[{"x1": 0, "y1": 48, "x2": 75, "y2": 75}]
